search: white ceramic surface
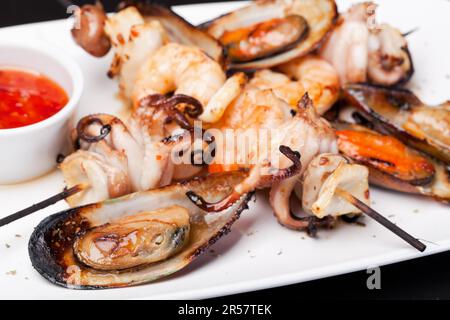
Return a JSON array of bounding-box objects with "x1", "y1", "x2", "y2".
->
[
  {"x1": 0, "y1": 0, "x2": 449, "y2": 299},
  {"x1": 0, "y1": 43, "x2": 83, "y2": 184}
]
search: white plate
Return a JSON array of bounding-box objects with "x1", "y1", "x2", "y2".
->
[{"x1": 0, "y1": 0, "x2": 449, "y2": 300}]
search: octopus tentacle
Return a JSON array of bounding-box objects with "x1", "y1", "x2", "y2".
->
[
  {"x1": 76, "y1": 115, "x2": 115, "y2": 144},
  {"x1": 287, "y1": 213, "x2": 336, "y2": 237},
  {"x1": 139, "y1": 94, "x2": 204, "y2": 129}
]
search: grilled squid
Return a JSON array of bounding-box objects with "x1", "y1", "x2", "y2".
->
[
  {"x1": 61, "y1": 96, "x2": 203, "y2": 207},
  {"x1": 269, "y1": 94, "x2": 339, "y2": 231},
  {"x1": 300, "y1": 154, "x2": 370, "y2": 219}
]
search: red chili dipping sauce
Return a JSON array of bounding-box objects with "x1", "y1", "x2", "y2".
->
[{"x1": 0, "y1": 68, "x2": 69, "y2": 129}]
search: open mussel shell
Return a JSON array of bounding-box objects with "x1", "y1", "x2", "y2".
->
[
  {"x1": 220, "y1": 14, "x2": 309, "y2": 63},
  {"x1": 342, "y1": 84, "x2": 450, "y2": 164},
  {"x1": 29, "y1": 172, "x2": 252, "y2": 289},
  {"x1": 334, "y1": 123, "x2": 450, "y2": 204},
  {"x1": 202, "y1": 0, "x2": 337, "y2": 70},
  {"x1": 122, "y1": 2, "x2": 224, "y2": 64}
]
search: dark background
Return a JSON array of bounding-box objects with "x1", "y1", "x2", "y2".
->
[{"x1": 1, "y1": 0, "x2": 450, "y2": 300}]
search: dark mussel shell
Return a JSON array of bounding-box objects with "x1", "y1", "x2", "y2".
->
[
  {"x1": 202, "y1": 0, "x2": 338, "y2": 71},
  {"x1": 29, "y1": 172, "x2": 252, "y2": 289},
  {"x1": 342, "y1": 84, "x2": 450, "y2": 164}
]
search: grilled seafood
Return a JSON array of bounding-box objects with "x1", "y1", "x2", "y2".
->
[
  {"x1": 29, "y1": 172, "x2": 253, "y2": 289},
  {"x1": 133, "y1": 43, "x2": 247, "y2": 122},
  {"x1": 191, "y1": 94, "x2": 372, "y2": 233},
  {"x1": 72, "y1": 3, "x2": 223, "y2": 62},
  {"x1": 73, "y1": 4, "x2": 234, "y2": 121},
  {"x1": 11, "y1": 0, "x2": 434, "y2": 292},
  {"x1": 126, "y1": 3, "x2": 224, "y2": 63},
  {"x1": 267, "y1": 95, "x2": 341, "y2": 231},
  {"x1": 244, "y1": 69, "x2": 303, "y2": 108},
  {"x1": 109, "y1": 18, "x2": 169, "y2": 100},
  {"x1": 61, "y1": 96, "x2": 203, "y2": 207},
  {"x1": 227, "y1": 55, "x2": 339, "y2": 116},
  {"x1": 334, "y1": 123, "x2": 449, "y2": 203},
  {"x1": 342, "y1": 84, "x2": 450, "y2": 164},
  {"x1": 203, "y1": 0, "x2": 337, "y2": 70},
  {"x1": 300, "y1": 153, "x2": 369, "y2": 219},
  {"x1": 277, "y1": 55, "x2": 340, "y2": 115},
  {"x1": 219, "y1": 15, "x2": 309, "y2": 63},
  {"x1": 319, "y1": 2, "x2": 413, "y2": 86},
  {"x1": 71, "y1": 3, "x2": 111, "y2": 57}
]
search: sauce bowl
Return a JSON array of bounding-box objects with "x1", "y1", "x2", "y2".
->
[{"x1": 0, "y1": 43, "x2": 83, "y2": 184}]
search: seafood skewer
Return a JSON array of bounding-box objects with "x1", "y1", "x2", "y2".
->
[
  {"x1": 72, "y1": 3, "x2": 247, "y2": 123},
  {"x1": 187, "y1": 93, "x2": 426, "y2": 250},
  {"x1": 16, "y1": 2, "x2": 433, "y2": 292}
]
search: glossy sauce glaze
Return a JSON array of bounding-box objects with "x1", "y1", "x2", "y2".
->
[{"x1": 0, "y1": 68, "x2": 68, "y2": 129}]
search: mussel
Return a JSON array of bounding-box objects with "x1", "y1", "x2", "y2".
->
[
  {"x1": 29, "y1": 172, "x2": 252, "y2": 289},
  {"x1": 342, "y1": 84, "x2": 450, "y2": 164},
  {"x1": 334, "y1": 123, "x2": 449, "y2": 203},
  {"x1": 202, "y1": 0, "x2": 337, "y2": 70}
]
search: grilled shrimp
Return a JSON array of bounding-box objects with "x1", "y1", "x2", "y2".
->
[
  {"x1": 114, "y1": 21, "x2": 169, "y2": 100},
  {"x1": 133, "y1": 43, "x2": 246, "y2": 122},
  {"x1": 215, "y1": 87, "x2": 293, "y2": 130},
  {"x1": 244, "y1": 56, "x2": 339, "y2": 115},
  {"x1": 246, "y1": 69, "x2": 305, "y2": 108},
  {"x1": 277, "y1": 55, "x2": 340, "y2": 115}
]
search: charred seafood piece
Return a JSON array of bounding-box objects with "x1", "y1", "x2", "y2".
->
[
  {"x1": 29, "y1": 172, "x2": 252, "y2": 289},
  {"x1": 72, "y1": 2, "x2": 223, "y2": 63},
  {"x1": 71, "y1": 3, "x2": 111, "y2": 57},
  {"x1": 335, "y1": 123, "x2": 450, "y2": 203},
  {"x1": 319, "y1": 2, "x2": 414, "y2": 87},
  {"x1": 300, "y1": 153, "x2": 370, "y2": 219},
  {"x1": 124, "y1": 2, "x2": 224, "y2": 63},
  {"x1": 342, "y1": 84, "x2": 450, "y2": 164},
  {"x1": 202, "y1": 0, "x2": 337, "y2": 70}
]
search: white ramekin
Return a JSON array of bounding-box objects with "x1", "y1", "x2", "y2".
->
[{"x1": 0, "y1": 43, "x2": 84, "y2": 184}]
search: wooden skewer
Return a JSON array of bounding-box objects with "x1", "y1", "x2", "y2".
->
[
  {"x1": 335, "y1": 188, "x2": 426, "y2": 252},
  {"x1": 0, "y1": 184, "x2": 85, "y2": 228}
]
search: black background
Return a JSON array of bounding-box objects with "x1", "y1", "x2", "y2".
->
[{"x1": 1, "y1": 0, "x2": 450, "y2": 300}]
